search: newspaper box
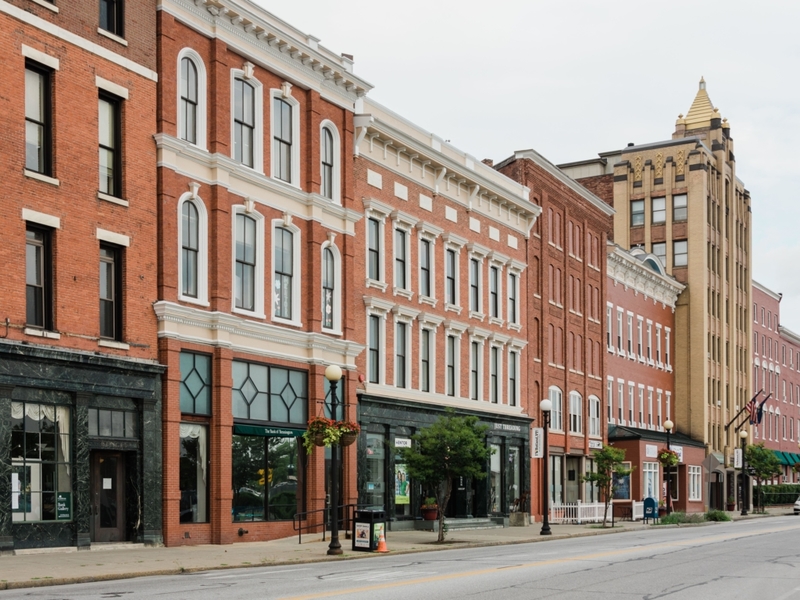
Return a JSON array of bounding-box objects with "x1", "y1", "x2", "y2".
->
[{"x1": 352, "y1": 509, "x2": 386, "y2": 552}]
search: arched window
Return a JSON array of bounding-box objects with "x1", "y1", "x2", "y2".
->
[
  {"x1": 234, "y1": 78, "x2": 256, "y2": 167},
  {"x1": 235, "y1": 213, "x2": 257, "y2": 311},
  {"x1": 569, "y1": 391, "x2": 583, "y2": 434},
  {"x1": 322, "y1": 246, "x2": 335, "y2": 329},
  {"x1": 321, "y1": 127, "x2": 334, "y2": 199},
  {"x1": 181, "y1": 200, "x2": 199, "y2": 297},
  {"x1": 180, "y1": 57, "x2": 198, "y2": 144},
  {"x1": 548, "y1": 386, "x2": 563, "y2": 431},
  {"x1": 588, "y1": 395, "x2": 601, "y2": 437}
]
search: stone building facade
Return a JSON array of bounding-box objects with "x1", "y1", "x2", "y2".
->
[
  {"x1": 0, "y1": 0, "x2": 163, "y2": 550},
  {"x1": 154, "y1": 0, "x2": 370, "y2": 546}
]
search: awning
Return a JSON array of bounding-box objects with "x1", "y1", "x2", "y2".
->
[
  {"x1": 785, "y1": 452, "x2": 800, "y2": 466},
  {"x1": 773, "y1": 450, "x2": 793, "y2": 466},
  {"x1": 233, "y1": 424, "x2": 305, "y2": 438}
]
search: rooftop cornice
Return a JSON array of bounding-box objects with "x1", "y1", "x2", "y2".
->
[
  {"x1": 606, "y1": 243, "x2": 684, "y2": 309},
  {"x1": 753, "y1": 279, "x2": 782, "y2": 302},
  {"x1": 159, "y1": 0, "x2": 372, "y2": 107},
  {"x1": 779, "y1": 326, "x2": 800, "y2": 347}
]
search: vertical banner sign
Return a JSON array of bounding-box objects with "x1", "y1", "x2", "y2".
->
[
  {"x1": 395, "y1": 463, "x2": 410, "y2": 505},
  {"x1": 734, "y1": 448, "x2": 742, "y2": 469},
  {"x1": 531, "y1": 428, "x2": 543, "y2": 458}
]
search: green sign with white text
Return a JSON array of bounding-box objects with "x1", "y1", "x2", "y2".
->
[{"x1": 56, "y1": 492, "x2": 71, "y2": 521}]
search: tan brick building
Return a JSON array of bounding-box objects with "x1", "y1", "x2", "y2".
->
[
  {"x1": 0, "y1": 0, "x2": 163, "y2": 550},
  {"x1": 562, "y1": 79, "x2": 754, "y2": 509}
]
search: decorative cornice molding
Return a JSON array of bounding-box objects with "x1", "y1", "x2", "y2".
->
[{"x1": 606, "y1": 245, "x2": 684, "y2": 309}]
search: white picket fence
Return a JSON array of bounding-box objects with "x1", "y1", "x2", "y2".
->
[{"x1": 549, "y1": 500, "x2": 645, "y2": 523}]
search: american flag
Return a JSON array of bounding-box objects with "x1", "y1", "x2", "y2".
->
[
  {"x1": 746, "y1": 392, "x2": 761, "y2": 424},
  {"x1": 756, "y1": 393, "x2": 772, "y2": 425}
]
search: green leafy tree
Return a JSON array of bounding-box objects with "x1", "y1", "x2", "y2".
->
[
  {"x1": 580, "y1": 445, "x2": 631, "y2": 527},
  {"x1": 401, "y1": 410, "x2": 492, "y2": 542},
  {"x1": 746, "y1": 442, "x2": 782, "y2": 513}
]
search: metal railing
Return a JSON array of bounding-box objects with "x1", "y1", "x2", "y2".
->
[{"x1": 292, "y1": 503, "x2": 372, "y2": 544}]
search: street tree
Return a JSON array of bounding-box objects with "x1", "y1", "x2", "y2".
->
[
  {"x1": 746, "y1": 442, "x2": 782, "y2": 513},
  {"x1": 401, "y1": 410, "x2": 492, "y2": 542},
  {"x1": 581, "y1": 445, "x2": 631, "y2": 527}
]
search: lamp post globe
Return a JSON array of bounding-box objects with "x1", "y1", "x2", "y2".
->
[
  {"x1": 663, "y1": 420, "x2": 673, "y2": 515},
  {"x1": 539, "y1": 398, "x2": 552, "y2": 536},
  {"x1": 324, "y1": 364, "x2": 343, "y2": 555}
]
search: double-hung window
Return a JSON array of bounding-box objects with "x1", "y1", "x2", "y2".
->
[
  {"x1": 322, "y1": 247, "x2": 335, "y2": 329},
  {"x1": 181, "y1": 201, "x2": 199, "y2": 298},
  {"x1": 470, "y1": 341, "x2": 480, "y2": 401},
  {"x1": 233, "y1": 78, "x2": 255, "y2": 167},
  {"x1": 445, "y1": 249, "x2": 457, "y2": 305},
  {"x1": 420, "y1": 329, "x2": 431, "y2": 392},
  {"x1": 98, "y1": 93, "x2": 121, "y2": 197},
  {"x1": 234, "y1": 214, "x2": 256, "y2": 311},
  {"x1": 688, "y1": 466, "x2": 702, "y2": 501},
  {"x1": 673, "y1": 240, "x2": 688, "y2": 267},
  {"x1": 420, "y1": 239, "x2": 431, "y2": 297},
  {"x1": 489, "y1": 266, "x2": 499, "y2": 319},
  {"x1": 569, "y1": 391, "x2": 583, "y2": 434},
  {"x1": 368, "y1": 315, "x2": 381, "y2": 384},
  {"x1": 26, "y1": 225, "x2": 52, "y2": 330},
  {"x1": 469, "y1": 258, "x2": 480, "y2": 313},
  {"x1": 99, "y1": 0, "x2": 124, "y2": 37},
  {"x1": 25, "y1": 62, "x2": 52, "y2": 176},
  {"x1": 446, "y1": 335, "x2": 456, "y2": 396},
  {"x1": 508, "y1": 272, "x2": 518, "y2": 324},
  {"x1": 652, "y1": 242, "x2": 666, "y2": 266},
  {"x1": 180, "y1": 57, "x2": 198, "y2": 144},
  {"x1": 394, "y1": 228, "x2": 408, "y2": 290},
  {"x1": 589, "y1": 396, "x2": 601, "y2": 436},
  {"x1": 549, "y1": 386, "x2": 563, "y2": 431},
  {"x1": 272, "y1": 97, "x2": 292, "y2": 182},
  {"x1": 321, "y1": 127, "x2": 334, "y2": 199},
  {"x1": 652, "y1": 197, "x2": 666, "y2": 224},
  {"x1": 395, "y1": 321, "x2": 408, "y2": 388},
  {"x1": 508, "y1": 350, "x2": 518, "y2": 407},
  {"x1": 490, "y1": 346, "x2": 499, "y2": 404},
  {"x1": 631, "y1": 200, "x2": 644, "y2": 226},
  {"x1": 99, "y1": 243, "x2": 122, "y2": 340},
  {"x1": 273, "y1": 227, "x2": 294, "y2": 320},
  {"x1": 367, "y1": 218, "x2": 381, "y2": 281},
  {"x1": 673, "y1": 194, "x2": 688, "y2": 221}
]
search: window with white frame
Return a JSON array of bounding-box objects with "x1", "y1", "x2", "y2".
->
[
  {"x1": 656, "y1": 325, "x2": 662, "y2": 365},
  {"x1": 647, "y1": 389, "x2": 653, "y2": 428},
  {"x1": 446, "y1": 334, "x2": 458, "y2": 396},
  {"x1": 589, "y1": 395, "x2": 600, "y2": 436},
  {"x1": 606, "y1": 304, "x2": 613, "y2": 351},
  {"x1": 178, "y1": 192, "x2": 208, "y2": 305},
  {"x1": 470, "y1": 340, "x2": 481, "y2": 401},
  {"x1": 665, "y1": 328, "x2": 671, "y2": 368},
  {"x1": 627, "y1": 314, "x2": 633, "y2": 356},
  {"x1": 646, "y1": 322, "x2": 653, "y2": 362},
  {"x1": 508, "y1": 350, "x2": 518, "y2": 407},
  {"x1": 489, "y1": 345, "x2": 500, "y2": 404},
  {"x1": 628, "y1": 383, "x2": 634, "y2": 424},
  {"x1": 420, "y1": 327, "x2": 433, "y2": 393},
  {"x1": 637, "y1": 316, "x2": 643, "y2": 359},
  {"x1": 508, "y1": 270, "x2": 519, "y2": 325},
  {"x1": 368, "y1": 314, "x2": 382, "y2": 384},
  {"x1": 319, "y1": 121, "x2": 340, "y2": 202},
  {"x1": 642, "y1": 462, "x2": 659, "y2": 500},
  {"x1": 395, "y1": 320, "x2": 409, "y2": 388},
  {"x1": 232, "y1": 71, "x2": 263, "y2": 170},
  {"x1": 549, "y1": 386, "x2": 563, "y2": 431},
  {"x1": 469, "y1": 257, "x2": 482, "y2": 315},
  {"x1": 367, "y1": 217, "x2": 383, "y2": 282},
  {"x1": 272, "y1": 222, "x2": 300, "y2": 322},
  {"x1": 616, "y1": 309, "x2": 623, "y2": 352},
  {"x1": 321, "y1": 243, "x2": 341, "y2": 332},
  {"x1": 638, "y1": 386, "x2": 644, "y2": 426},
  {"x1": 445, "y1": 248, "x2": 458, "y2": 306},
  {"x1": 657, "y1": 390, "x2": 663, "y2": 427},
  {"x1": 270, "y1": 89, "x2": 299, "y2": 184},
  {"x1": 419, "y1": 238, "x2": 432, "y2": 298},
  {"x1": 178, "y1": 49, "x2": 207, "y2": 149},
  {"x1": 232, "y1": 207, "x2": 264, "y2": 316},
  {"x1": 569, "y1": 391, "x2": 583, "y2": 434},
  {"x1": 618, "y1": 381, "x2": 624, "y2": 423},
  {"x1": 489, "y1": 265, "x2": 500, "y2": 319},
  {"x1": 665, "y1": 391, "x2": 671, "y2": 422},
  {"x1": 394, "y1": 227, "x2": 409, "y2": 291},
  {"x1": 688, "y1": 466, "x2": 702, "y2": 501},
  {"x1": 607, "y1": 379, "x2": 614, "y2": 423}
]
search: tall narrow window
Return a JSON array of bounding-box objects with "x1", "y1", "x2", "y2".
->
[
  {"x1": 394, "y1": 228, "x2": 407, "y2": 289},
  {"x1": 234, "y1": 213, "x2": 256, "y2": 311},
  {"x1": 446, "y1": 249, "x2": 457, "y2": 305},
  {"x1": 569, "y1": 392, "x2": 583, "y2": 434},
  {"x1": 631, "y1": 200, "x2": 644, "y2": 226},
  {"x1": 368, "y1": 315, "x2": 380, "y2": 384},
  {"x1": 367, "y1": 218, "x2": 381, "y2": 281},
  {"x1": 25, "y1": 62, "x2": 52, "y2": 175},
  {"x1": 508, "y1": 272, "x2": 518, "y2": 323},
  {"x1": 99, "y1": 93, "x2": 121, "y2": 197},
  {"x1": 99, "y1": 244, "x2": 122, "y2": 340},
  {"x1": 234, "y1": 78, "x2": 255, "y2": 167},
  {"x1": 26, "y1": 226, "x2": 52, "y2": 330},
  {"x1": 469, "y1": 258, "x2": 480, "y2": 312},
  {"x1": 274, "y1": 227, "x2": 294, "y2": 320},
  {"x1": 321, "y1": 127, "x2": 334, "y2": 199},
  {"x1": 489, "y1": 266, "x2": 499, "y2": 318},
  {"x1": 549, "y1": 386, "x2": 563, "y2": 431},
  {"x1": 99, "y1": 0, "x2": 123, "y2": 37},
  {"x1": 420, "y1": 239, "x2": 431, "y2": 297},
  {"x1": 508, "y1": 351, "x2": 518, "y2": 407},
  {"x1": 652, "y1": 197, "x2": 666, "y2": 224},
  {"x1": 395, "y1": 321, "x2": 407, "y2": 388},
  {"x1": 470, "y1": 341, "x2": 480, "y2": 400},
  {"x1": 446, "y1": 335, "x2": 456, "y2": 396},
  {"x1": 180, "y1": 57, "x2": 198, "y2": 144},
  {"x1": 490, "y1": 346, "x2": 499, "y2": 404},
  {"x1": 673, "y1": 194, "x2": 688, "y2": 221},
  {"x1": 652, "y1": 242, "x2": 666, "y2": 266},
  {"x1": 273, "y1": 97, "x2": 292, "y2": 182},
  {"x1": 421, "y1": 329, "x2": 431, "y2": 392},
  {"x1": 673, "y1": 240, "x2": 688, "y2": 267},
  {"x1": 181, "y1": 201, "x2": 199, "y2": 298},
  {"x1": 180, "y1": 424, "x2": 208, "y2": 523},
  {"x1": 322, "y1": 247, "x2": 334, "y2": 329}
]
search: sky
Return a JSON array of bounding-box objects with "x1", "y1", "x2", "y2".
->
[{"x1": 255, "y1": 0, "x2": 800, "y2": 330}]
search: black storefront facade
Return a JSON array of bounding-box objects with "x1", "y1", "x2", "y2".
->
[
  {"x1": 0, "y1": 342, "x2": 164, "y2": 552},
  {"x1": 357, "y1": 394, "x2": 531, "y2": 530}
]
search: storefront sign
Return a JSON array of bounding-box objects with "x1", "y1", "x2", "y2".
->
[
  {"x1": 56, "y1": 492, "x2": 71, "y2": 521},
  {"x1": 734, "y1": 448, "x2": 742, "y2": 468},
  {"x1": 645, "y1": 444, "x2": 658, "y2": 458},
  {"x1": 672, "y1": 445, "x2": 684, "y2": 463},
  {"x1": 493, "y1": 423, "x2": 523, "y2": 432},
  {"x1": 233, "y1": 424, "x2": 305, "y2": 437},
  {"x1": 394, "y1": 437, "x2": 411, "y2": 448},
  {"x1": 531, "y1": 428, "x2": 543, "y2": 458},
  {"x1": 588, "y1": 440, "x2": 603, "y2": 450}
]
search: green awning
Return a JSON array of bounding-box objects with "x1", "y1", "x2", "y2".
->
[
  {"x1": 787, "y1": 452, "x2": 800, "y2": 465},
  {"x1": 773, "y1": 450, "x2": 792, "y2": 466},
  {"x1": 233, "y1": 424, "x2": 305, "y2": 438}
]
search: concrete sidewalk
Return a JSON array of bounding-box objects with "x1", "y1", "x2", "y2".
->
[{"x1": 0, "y1": 509, "x2": 787, "y2": 591}]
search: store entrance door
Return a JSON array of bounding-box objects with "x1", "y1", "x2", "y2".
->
[{"x1": 90, "y1": 452, "x2": 126, "y2": 543}]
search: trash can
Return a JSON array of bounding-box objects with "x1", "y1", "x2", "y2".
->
[{"x1": 352, "y1": 508, "x2": 387, "y2": 552}]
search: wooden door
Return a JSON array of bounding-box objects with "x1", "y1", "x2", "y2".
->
[{"x1": 90, "y1": 452, "x2": 126, "y2": 542}]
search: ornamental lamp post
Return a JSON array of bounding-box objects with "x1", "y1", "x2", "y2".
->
[
  {"x1": 664, "y1": 419, "x2": 674, "y2": 515},
  {"x1": 539, "y1": 398, "x2": 552, "y2": 536},
  {"x1": 324, "y1": 364, "x2": 343, "y2": 556},
  {"x1": 740, "y1": 429, "x2": 749, "y2": 516}
]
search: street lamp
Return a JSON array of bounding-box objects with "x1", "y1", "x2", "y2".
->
[
  {"x1": 740, "y1": 429, "x2": 748, "y2": 516},
  {"x1": 664, "y1": 419, "x2": 674, "y2": 515},
  {"x1": 324, "y1": 364, "x2": 343, "y2": 556},
  {"x1": 539, "y1": 398, "x2": 552, "y2": 536}
]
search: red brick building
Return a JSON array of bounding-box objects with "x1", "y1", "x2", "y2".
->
[
  {"x1": 603, "y1": 245, "x2": 705, "y2": 514},
  {"x1": 495, "y1": 150, "x2": 614, "y2": 518},
  {"x1": 0, "y1": 0, "x2": 163, "y2": 550},
  {"x1": 352, "y1": 101, "x2": 539, "y2": 527},
  {"x1": 752, "y1": 281, "x2": 800, "y2": 481},
  {"x1": 154, "y1": 0, "x2": 371, "y2": 546}
]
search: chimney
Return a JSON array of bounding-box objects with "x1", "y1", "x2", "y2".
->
[{"x1": 482, "y1": 158, "x2": 494, "y2": 167}]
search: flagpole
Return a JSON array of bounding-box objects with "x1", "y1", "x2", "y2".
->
[{"x1": 724, "y1": 390, "x2": 762, "y2": 431}]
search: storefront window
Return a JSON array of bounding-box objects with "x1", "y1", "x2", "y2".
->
[
  {"x1": 11, "y1": 402, "x2": 71, "y2": 522},
  {"x1": 489, "y1": 443, "x2": 501, "y2": 514},
  {"x1": 584, "y1": 458, "x2": 598, "y2": 502},
  {"x1": 506, "y1": 446, "x2": 521, "y2": 513},
  {"x1": 364, "y1": 432, "x2": 385, "y2": 508},
  {"x1": 232, "y1": 361, "x2": 307, "y2": 424},
  {"x1": 550, "y1": 455, "x2": 563, "y2": 504},
  {"x1": 180, "y1": 424, "x2": 208, "y2": 523},
  {"x1": 232, "y1": 435, "x2": 303, "y2": 521},
  {"x1": 180, "y1": 352, "x2": 212, "y2": 415},
  {"x1": 643, "y1": 462, "x2": 659, "y2": 501}
]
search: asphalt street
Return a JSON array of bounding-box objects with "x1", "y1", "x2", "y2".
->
[{"x1": 5, "y1": 517, "x2": 800, "y2": 600}]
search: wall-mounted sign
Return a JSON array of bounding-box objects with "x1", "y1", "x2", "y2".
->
[
  {"x1": 672, "y1": 445, "x2": 684, "y2": 463},
  {"x1": 56, "y1": 492, "x2": 71, "y2": 521},
  {"x1": 734, "y1": 448, "x2": 742, "y2": 468},
  {"x1": 531, "y1": 428, "x2": 543, "y2": 458},
  {"x1": 493, "y1": 423, "x2": 523, "y2": 432},
  {"x1": 646, "y1": 444, "x2": 658, "y2": 458},
  {"x1": 394, "y1": 437, "x2": 411, "y2": 448},
  {"x1": 589, "y1": 440, "x2": 603, "y2": 450}
]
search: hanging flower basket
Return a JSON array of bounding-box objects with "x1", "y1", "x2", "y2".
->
[
  {"x1": 658, "y1": 449, "x2": 679, "y2": 467},
  {"x1": 313, "y1": 432, "x2": 327, "y2": 447},
  {"x1": 302, "y1": 416, "x2": 361, "y2": 454},
  {"x1": 340, "y1": 431, "x2": 358, "y2": 447}
]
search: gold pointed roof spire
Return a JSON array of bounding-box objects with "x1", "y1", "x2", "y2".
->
[{"x1": 684, "y1": 76, "x2": 716, "y2": 128}]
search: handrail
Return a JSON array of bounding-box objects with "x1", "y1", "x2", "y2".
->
[{"x1": 293, "y1": 503, "x2": 374, "y2": 544}]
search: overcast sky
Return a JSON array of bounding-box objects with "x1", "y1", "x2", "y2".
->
[{"x1": 255, "y1": 0, "x2": 800, "y2": 331}]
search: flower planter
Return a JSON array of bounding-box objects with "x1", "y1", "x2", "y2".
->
[
  {"x1": 340, "y1": 431, "x2": 358, "y2": 447},
  {"x1": 421, "y1": 507, "x2": 438, "y2": 521},
  {"x1": 313, "y1": 433, "x2": 326, "y2": 447}
]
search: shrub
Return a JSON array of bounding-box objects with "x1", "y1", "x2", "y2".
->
[
  {"x1": 658, "y1": 511, "x2": 704, "y2": 525},
  {"x1": 705, "y1": 510, "x2": 731, "y2": 522}
]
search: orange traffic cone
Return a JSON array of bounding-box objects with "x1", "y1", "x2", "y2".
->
[{"x1": 376, "y1": 529, "x2": 389, "y2": 553}]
